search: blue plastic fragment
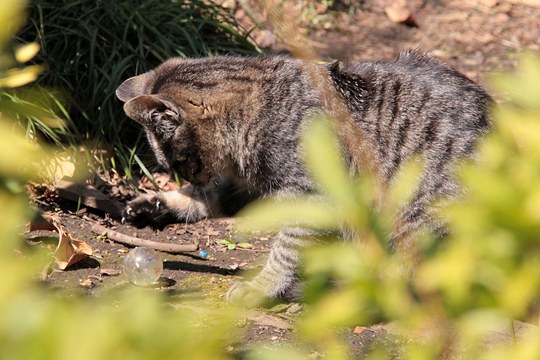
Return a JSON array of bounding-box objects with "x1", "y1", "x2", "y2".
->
[{"x1": 199, "y1": 250, "x2": 208, "y2": 259}]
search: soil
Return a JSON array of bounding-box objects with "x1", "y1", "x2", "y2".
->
[{"x1": 29, "y1": 0, "x2": 540, "y2": 357}]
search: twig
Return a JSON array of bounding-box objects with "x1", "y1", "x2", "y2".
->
[
  {"x1": 235, "y1": 247, "x2": 267, "y2": 252},
  {"x1": 90, "y1": 223, "x2": 198, "y2": 254}
]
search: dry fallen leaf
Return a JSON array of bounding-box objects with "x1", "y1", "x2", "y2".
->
[
  {"x1": 28, "y1": 211, "x2": 58, "y2": 232},
  {"x1": 354, "y1": 326, "x2": 365, "y2": 334},
  {"x1": 384, "y1": 0, "x2": 417, "y2": 25},
  {"x1": 79, "y1": 276, "x2": 101, "y2": 288},
  {"x1": 54, "y1": 224, "x2": 93, "y2": 270},
  {"x1": 100, "y1": 268, "x2": 121, "y2": 276}
]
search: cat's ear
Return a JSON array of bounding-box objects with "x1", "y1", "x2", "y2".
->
[
  {"x1": 328, "y1": 60, "x2": 341, "y2": 73},
  {"x1": 123, "y1": 95, "x2": 179, "y2": 124},
  {"x1": 116, "y1": 72, "x2": 153, "y2": 102}
]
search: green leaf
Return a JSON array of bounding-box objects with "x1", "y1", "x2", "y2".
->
[
  {"x1": 219, "y1": 239, "x2": 237, "y2": 250},
  {"x1": 303, "y1": 116, "x2": 358, "y2": 209},
  {"x1": 237, "y1": 242, "x2": 253, "y2": 249},
  {"x1": 239, "y1": 197, "x2": 340, "y2": 233}
]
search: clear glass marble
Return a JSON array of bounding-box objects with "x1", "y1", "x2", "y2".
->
[{"x1": 123, "y1": 247, "x2": 163, "y2": 286}]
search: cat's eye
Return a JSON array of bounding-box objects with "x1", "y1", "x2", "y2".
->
[{"x1": 187, "y1": 98, "x2": 203, "y2": 107}]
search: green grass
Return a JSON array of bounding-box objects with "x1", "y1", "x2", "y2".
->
[{"x1": 16, "y1": 0, "x2": 260, "y2": 180}]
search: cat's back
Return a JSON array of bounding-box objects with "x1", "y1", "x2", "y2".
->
[
  {"x1": 337, "y1": 51, "x2": 490, "y2": 134},
  {"x1": 351, "y1": 51, "x2": 491, "y2": 117},
  {"x1": 153, "y1": 54, "x2": 305, "y2": 90},
  {"x1": 351, "y1": 51, "x2": 473, "y2": 87},
  {"x1": 330, "y1": 51, "x2": 492, "y2": 181}
]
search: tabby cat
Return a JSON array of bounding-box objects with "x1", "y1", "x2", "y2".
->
[{"x1": 116, "y1": 51, "x2": 491, "y2": 305}]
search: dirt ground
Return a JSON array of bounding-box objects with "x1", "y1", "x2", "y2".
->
[{"x1": 30, "y1": 0, "x2": 540, "y2": 357}]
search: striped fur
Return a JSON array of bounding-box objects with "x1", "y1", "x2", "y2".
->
[{"x1": 117, "y1": 51, "x2": 491, "y2": 306}]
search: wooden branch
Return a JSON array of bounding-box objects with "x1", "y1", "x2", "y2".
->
[
  {"x1": 56, "y1": 180, "x2": 122, "y2": 217},
  {"x1": 90, "y1": 223, "x2": 198, "y2": 254}
]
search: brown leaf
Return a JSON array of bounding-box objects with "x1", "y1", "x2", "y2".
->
[
  {"x1": 354, "y1": 326, "x2": 365, "y2": 334},
  {"x1": 79, "y1": 276, "x2": 100, "y2": 288},
  {"x1": 55, "y1": 179, "x2": 122, "y2": 217},
  {"x1": 100, "y1": 268, "x2": 121, "y2": 276},
  {"x1": 54, "y1": 224, "x2": 93, "y2": 270},
  {"x1": 384, "y1": 1, "x2": 416, "y2": 25},
  {"x1": 28, "y1": 212, "x2": 57, "y2": 232}
]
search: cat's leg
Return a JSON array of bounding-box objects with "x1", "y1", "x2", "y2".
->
[
  {"x1": 122, "y1": 185, "x2": 216, "y2": 228},
  {"x1": 388, "y1": 158, "x2": 459, "y2": 268},
  {"x1": 226, "y1": 226, "x2": 315, "y2": 307},
  {"x1": 123, "y1": 176, "x2": 254, "y2": 228}
]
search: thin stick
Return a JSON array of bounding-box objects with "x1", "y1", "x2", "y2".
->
[{"x1": 90, "y1": 223, "x2": 198, "y2": 254}]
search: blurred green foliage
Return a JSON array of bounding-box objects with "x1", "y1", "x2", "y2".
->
[
  {"x1": 242, "y1": 54, "x2": 540, "y2": 358},
  {"x1": 1, "y1": 2, "x2": 240, "y2": 359},
  {"x1": 3, "y1": 0, "x2": 540, "y2": 358},
  {"x1": 15, "y1": 0, "x2": 259, "y2": 180}
]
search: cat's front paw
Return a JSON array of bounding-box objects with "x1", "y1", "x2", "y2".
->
[
  {"x1": 122, "y1": 195, "x2": 176, "y2": 229},
  {"x1": 226, "y1": 281, "x2": 268, "y2": 308},
  {"x1": 122, "y1": 195, "x2": 160, "y2": 228}
]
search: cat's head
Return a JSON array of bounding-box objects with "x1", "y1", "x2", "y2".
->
[{"x1": 116, "y1": 61, "x2": 214, "y2": 185}]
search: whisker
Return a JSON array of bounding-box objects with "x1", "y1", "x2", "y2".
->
[{"x1": 202, "y1": 187, "x2": 213, "y2": 218}]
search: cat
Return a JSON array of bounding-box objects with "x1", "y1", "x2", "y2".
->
[{"x1": 116, "y1": 51, "x2": 491, "y2": 306}]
